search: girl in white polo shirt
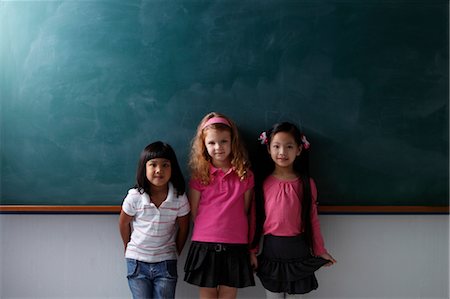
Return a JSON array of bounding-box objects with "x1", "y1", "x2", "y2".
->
[
  {"x1": 184, "y1": 112, "x2": 256, "y2": 299},
  {"x1": 119, "y1": 141, "x2": 190, "y2": 299}
]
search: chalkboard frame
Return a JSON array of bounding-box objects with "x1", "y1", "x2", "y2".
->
[{"x1": 0, "y1": 205, "x2": 448, "y2": 214}]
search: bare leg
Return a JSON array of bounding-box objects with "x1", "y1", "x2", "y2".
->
[
  {"x1": 200, "y1": 287, "x2": 218, "y2": 299},
  {"x1": 217, "y1": 285, "x2": 237, "y2": 299}
]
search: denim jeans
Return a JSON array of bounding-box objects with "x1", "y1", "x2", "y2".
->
[{"x1": 126, "y1": 259, "x2": 178, "y2": 299}]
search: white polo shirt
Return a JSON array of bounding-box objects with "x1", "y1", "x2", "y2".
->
[{"x1": 122, "y1": 183, "x2": 190, "y2": 263}]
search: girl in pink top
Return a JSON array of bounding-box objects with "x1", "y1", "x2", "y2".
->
[
  {"x1": 252, "y1": 122, "x2": 336, "y2": 298},
  {"x1": 184, "y1": 112, "x2": 256, "y2": 299}
]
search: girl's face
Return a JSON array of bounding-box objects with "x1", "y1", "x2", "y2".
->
[
  {"x1": 146, "y1": 158, "x2": 171, "y2": 189},
  {"x1": 204, "y1": 128, "x2": 232, "y2": 167},
  {"x1": 268, "y1": 131, "x2": 302, "y2": 169}
]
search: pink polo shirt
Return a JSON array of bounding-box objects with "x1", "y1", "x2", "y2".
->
[
  {"x1": 190, "y1": 166, "x2": 254, "y2": 244},
  {"x1": 263, "y1": 175, "x2": 327, "y2": 256}
]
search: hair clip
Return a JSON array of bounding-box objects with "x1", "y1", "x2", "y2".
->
[
  {"x1": 301, "y1": 134, "x2": 310, "y2": 150},
  {"x1": 258, "y1": 131, "x2": 268, "y2": 144}
]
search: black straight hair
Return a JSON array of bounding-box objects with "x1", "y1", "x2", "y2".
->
[
  {"x1": 251, "y1": 122, "x2": 313, "y2": 249},
  {"x1": 135, "y1": 141, "x2": 185, "y2": 196}
]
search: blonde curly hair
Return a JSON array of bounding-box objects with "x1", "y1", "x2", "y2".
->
[{"x1": 189, "y1": 112, "x2": 250, "y2": 185}]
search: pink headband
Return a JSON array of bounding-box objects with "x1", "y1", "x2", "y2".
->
[{"x1": 201, "y1": 117, "x2": 231, "y2": 130}]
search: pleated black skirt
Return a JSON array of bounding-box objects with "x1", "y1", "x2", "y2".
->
[
  {"x1": 256, "y1": 234, "x2": 329, "y2": 295},
  {"x1": 184, "y1": 241, "x2": 255, "y2": 288}
]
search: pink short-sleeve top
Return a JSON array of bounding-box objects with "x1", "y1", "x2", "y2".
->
[
  {"x1": 190, "y1": 166, "x2": 254, "y2": 244},
  {"x1": 263, "y1": 175, "x2": 327, "y2": 256}
]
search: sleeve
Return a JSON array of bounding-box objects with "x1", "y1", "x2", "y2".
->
[
  {"x1": 177, "y1": 193, "x2": 191, "y2": 217},
  {"x1": 189, "y1": 178, "x2": 206, "y2": 192},
  {"x1": 245, "y1": 170, "x2": 255, "y2": 190},
  {"x1": 121, "y1": 190, "x2": 137, "y2": 216},
  {"x1": 309, "y1": 178, "x2": 328, "y2": 256}
]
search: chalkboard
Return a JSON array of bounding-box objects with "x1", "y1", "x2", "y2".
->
[{"x1": 1, "y1": 0, "x2": 448, "y2": 210}]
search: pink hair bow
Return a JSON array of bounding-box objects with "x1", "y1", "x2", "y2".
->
[
  {"x1": 258, "y1": 132, "x2": 268, "y2": 144},
  {"x1": 301, "y1": 134, "x2": 310, "y2": 149}
]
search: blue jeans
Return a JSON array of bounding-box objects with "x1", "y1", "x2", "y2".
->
[{"x1": 126, "y1": 259, "x2": 178, "y2": 299}]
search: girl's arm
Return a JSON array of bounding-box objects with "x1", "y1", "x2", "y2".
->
[
  {"x1": 244, "y1": 188, "x2": 255, "y2": 248},
  {"x1": 245, "y1": 189, "x2": 258, "y2": 269},
  {"x1": 188, "y1": 188, "x2": 201, "y2": 221},
  {"x1": 118, "y1": 210, "x2": 133, "y2": 253},
  {"x1": 309, "y1": 179, "x2": 337, "y2": 266},
  {"x1": 176, "y1": 214, "x2": 190, "y2": 255},
  {"x1": 244, "y1": 188, "x2": 253, "y2": 214},
  {"x1": 309, "y1": 178, "x2": 326, "y2": 255}
]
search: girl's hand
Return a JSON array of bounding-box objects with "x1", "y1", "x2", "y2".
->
[
  {"x1": 250, "y1": 252, "x2": 258, "y2": 271},
  {"x1": 319, "y1": 252, "x2": 337, "y2": 267}
]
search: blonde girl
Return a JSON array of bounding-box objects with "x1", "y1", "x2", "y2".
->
[{"x1": 184, "y1": 112, "x2": 256, "y2": 299}]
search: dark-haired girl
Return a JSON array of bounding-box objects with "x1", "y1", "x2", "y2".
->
[
  {"x1": 119, "y1": 141, "x2": 190, "y2": 299},
  {"x1": 252, "y1": 123, "x2": 336, "y2": 298}
]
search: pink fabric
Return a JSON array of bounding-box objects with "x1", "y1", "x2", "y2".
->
[
  {"x1": 190, "y1": 166, "x2": 254, "y2": 244},
  {"x1": 262, "y1": 175, "x2": 327, "y2": 256},
  {"x1": 201, "y1": 117, "x2": 231, "y2": 129}
]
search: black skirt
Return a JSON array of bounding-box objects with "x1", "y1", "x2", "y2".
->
[
  {"x1": 184, "y1": 241, "x2": 255, "y2": 288},
  {"x1": 256, "y1": 234, "x2": 329, "y2": 294}
]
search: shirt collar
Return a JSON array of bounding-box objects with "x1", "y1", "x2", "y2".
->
[
  {"x1": 165, "y1": 182, "x2": 176, "y2": 201},
  {"x1": 210, "y1": 164, "x2": 234, "y2": 176},
  {"x1": 144, "y1": 182, "x2": 176, "y2": 204}
]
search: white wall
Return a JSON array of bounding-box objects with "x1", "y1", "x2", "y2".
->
[{"x1": 0, "y1": 214, "x2": 448, "y2": 299}]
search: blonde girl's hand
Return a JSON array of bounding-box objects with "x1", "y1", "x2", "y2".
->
[
  {"x1": 250, "y1": 252, "x2": 258, "y2": 271},
  {"x1": 319, "y1": 252, "x2": 337, "y2": 266}
]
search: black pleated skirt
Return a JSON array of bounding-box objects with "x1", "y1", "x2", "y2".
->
[
  {"x1": 184, "y1": 241, "x2": 255, "y2": 288},
  {"x1": 256, "y1": 234, "x2": 329, "y2": 295}
]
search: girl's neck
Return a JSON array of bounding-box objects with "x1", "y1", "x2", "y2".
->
[
  {"x1": 272, "y1": 166, "x2": 298, "y2": 180},
  {"x1": 150, "y1": 184, "x2": 168, "y2": 208},
  {"x1": 211, "y1": 160, "x2": 232, "y2": 173}
]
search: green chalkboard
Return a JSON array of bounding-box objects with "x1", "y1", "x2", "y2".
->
[{"x1": 1, "y1": 0, "x2": 448, "y2": 207}]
